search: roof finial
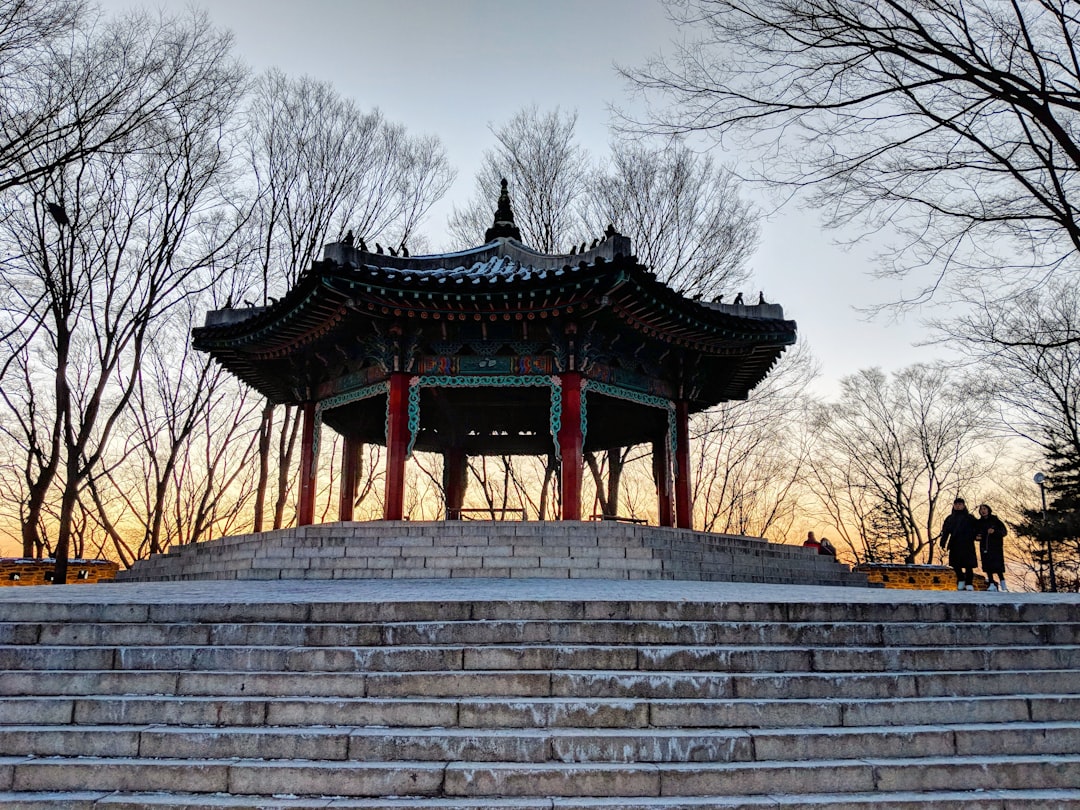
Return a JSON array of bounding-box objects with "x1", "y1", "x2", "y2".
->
[{"x1": 484, "y1": 178, "x2": 522, "y2": 243}]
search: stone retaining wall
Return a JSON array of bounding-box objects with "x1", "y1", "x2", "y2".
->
[
  {"x1": 0, "y1": 558, "x2": 119, "y2": 586},
  {"x1": 854, "y1": 562, "x2": 988, "y2": 591}
]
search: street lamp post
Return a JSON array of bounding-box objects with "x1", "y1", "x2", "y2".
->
[{"x1": 1034, "y1": 472, "x2": 1058, "y2": 593}]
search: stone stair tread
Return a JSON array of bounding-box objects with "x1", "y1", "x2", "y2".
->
[
  {"x1": 3, "y1": 584, "x2": 1077, "y2": 623},
  {"x1": 6, "y1": 794, "x2": 1080, "y2": 810},
  {"x1": 7, "y1": 719, "x2": 1078, "y2": 735},
  {"x1": 4, "y1": 788, "x2": 1080, "y2": 809},
  {"x1": 3, "y1": 582, "x2": 1079, "y2": 803},
  {"x1": 5, "y1": 667, "x2": 1079, "y2": 700},
  {"x1": 545, "y1": 790, "x2": 1080, "y2": 808},
  {"x1": 6, "y1": 721, "x2": 1080, "y2": 764},
  {"x1": 8, "y1": 641, "x2": 1080, "y2": 651},
  {"x1": 12, "y1": 691, "x2": 1071, "y2": 730},
  {"x1": 6, "y1": 691, "x2": 1075, "y2": 705},
  {"x1": 8, "y1": 652, "x2": 1080, "y2": 669},
  {"x1": 10, "y1": 751, "x2": 1080, "y2": 769},
  {"x1": 7, "y1": 618, "x2": 1080, "y2": 649},
  {"x1": 15, "y1": 753, "x2": 1072, "y2": 798}
]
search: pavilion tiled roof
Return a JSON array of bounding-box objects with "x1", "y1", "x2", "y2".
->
[{"x1": 194, "y1": 229, "x2": 796, "y2": 407}]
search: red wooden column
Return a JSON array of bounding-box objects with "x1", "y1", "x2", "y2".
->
[
  {"x1": 653, "y1": 432, "x2": 674, "y2": 528},
  {"x1": 338, "y1": 436, "x2": 361, "y2": 521},
  {"x1": 384, "y1": 372, "x2": 410, "y2": 521},
  {"x1": 674, "y1": 400, "x2": 693, "y2": 529},
  {"x1": 443, "y1": 447, "x2": 468, "y2": 520},
  {"x1": 558, "y1": 372, "x2": 584, "y2": 521},
  {"x1": 297, "y1": 402, "x2": 318, "y2": 526}
]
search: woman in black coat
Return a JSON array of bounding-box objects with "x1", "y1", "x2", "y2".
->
[
  {"x1": 940, "y1": 497, "x2": 979, "y2": 590},
  {"x1": 975, "y1": 504, "x2": 1008, "y2": 592}
]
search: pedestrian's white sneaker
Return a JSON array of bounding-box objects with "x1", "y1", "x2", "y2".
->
[
  {"x1": 965, "y1": 584, "x2": 975, "y2": 591},
  {"x1": 956, "y1": 582, "x2": 965, "y2": 591},
  {"x1": 1000, "y1": 581, "x2": 1009, "y2": 592},
  {"x1": 987, "y1": 583, "x2": 998, "y2": 592}
]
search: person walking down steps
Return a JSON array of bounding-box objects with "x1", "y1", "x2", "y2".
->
[
  {"x1": 975, "y1": 503, "x2": 1009, "y2": 592},
  {"x1": 941, "y1": 497, "x2": 979, "y2": 591}
]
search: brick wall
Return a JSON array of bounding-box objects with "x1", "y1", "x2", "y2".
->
[
  {"x1": 853, "y1": 562, "x2": 987, "y2": 591},
  {"x1": 0, "y1": 559, "x2": 119, "y2": 587}
]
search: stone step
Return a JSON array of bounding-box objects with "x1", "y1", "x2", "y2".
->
[
  {"x1": 3, "y1": 581, "x2": 1078, "y2": 806},
  {"x1": 2, "y1": 721, "x2": 1079, "y2": 763},
  {"x1": 114, "y1": 522, "x2": 873, "y2": 587},
  {"x1": 121, "y1": 566, "x2": 867, "y2": 587},
  {"x1": 2, "y1": 597, "x2": 1077, "y2": 626},
  {"x1": 3, "y1": 756, "x2": 444, "y2": 796},
  {"x1": 4, "y1": 643, "x2": 1080, "y2": 673},
  {"x1": 5, "y1": 754, "x2": 1080, "y2": 797},
  {"x1": 4, "y1": 666, "x2": 1078, "y2": 700},
  {"x1": 5, "y1": 618, "x2": 1078, "y2": 648},
  {"x1": 550, "y1": 667, "x2": 1080, "y2": 699},
  {"x1": 3, "y1": 789, "x2": 1080, "y2": 810},
  {"x1": 3, "y1": 693, "x2": 1078, "y2": 730}
]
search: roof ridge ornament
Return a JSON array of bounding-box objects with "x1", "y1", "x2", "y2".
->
[{"x1": 484, "y1": 178, "x2": 523, "y2": 243}]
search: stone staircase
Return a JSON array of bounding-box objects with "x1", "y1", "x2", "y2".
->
[
  {"x1": 116, "y1": 521, "x2": 867, "y2": 587},
  {"x1": 0, "y1": 579, "x2": 1078, "y2": 808}
]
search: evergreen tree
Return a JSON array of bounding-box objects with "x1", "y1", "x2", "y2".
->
[{"x1": 1014, "y1": 448, "x2": 1080, "y2": 592}]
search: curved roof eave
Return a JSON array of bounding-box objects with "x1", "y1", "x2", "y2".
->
[{"x1": 194, "y1": 258, "x2": 795, "y2": 353}]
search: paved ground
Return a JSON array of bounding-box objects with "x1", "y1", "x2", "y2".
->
[{"x1": 1, "y1": 577, "x2": 1078, "y2": 605}]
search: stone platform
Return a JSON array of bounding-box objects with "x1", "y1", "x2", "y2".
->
[
  {"x1": 116, "y1": 521, "x2": 868, "y2": 587},
  {"x1": 1, "y1": 579, "x2": 1079, "y2": 807}
]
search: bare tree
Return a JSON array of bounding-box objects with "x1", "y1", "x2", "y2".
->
[
  {"x1": 581, "y1": 139, "x2": 761, "y2": 511},
  {"x1": 246, "y1": 70, "x2": 455, "y2": 296},
  {"x1": 625, "y1": 0, "x2": 1080, "y2": 300},
  {"x1": 0, "y1": 338, "x2": 59, "y2": 558},
  {"x1": 693, "y1": 342, "x2": 817, "y2": 539},
  {"x1": 167, "y1": 376, "x2": 262, "y2": 548},
  {"x1": 452, "y1": 109, "x2": 763, "y2": 513},
  {"x1": 242, "y1": 70, "x2": 454, "y2": 531},
  {"x1": 448, "y1": 106, "x2": 590, "y2": 252},
  {"x1": 943, "y1": 281, "x2": 1080, "y2": 465},
  {"x1": 581, "y1": 139, "x2": 758, "y2": 298},
  {"x1": 0, "y1": 8, "x2": 246, "y2": 581},
  {"x1": 805, "y1": 364, "x2": 995, "y2": 563},
  {"x1": 940, "y1": 281, "x2": 1080, "y2": 584},
  {"x1": 0, "y1": 4, "x2": 244, "y2": 196},
  {"x1": 0, "y1": 0, "x2": 83, "y2": 68},
  {"x1": 86, "y1": 285, "x2": 264, "y2": 559}
]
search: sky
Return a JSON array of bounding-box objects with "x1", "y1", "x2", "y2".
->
[{"x1": 96, "y1": 0, "x2": 945, "y2": 395}]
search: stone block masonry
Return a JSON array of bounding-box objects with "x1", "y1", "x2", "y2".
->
[
  {"x1": 117, "y1": 522, "x2": 869, "y2": 587},
  {"x1": 0, "y1": 558, "x2": 118, "y2": 587},
  {"x1": 1, "y1": 578, "x2": 1079, "y2": 807},
  {"x1": 855, "y1": 563, "x2": 989, "y2": 591}
]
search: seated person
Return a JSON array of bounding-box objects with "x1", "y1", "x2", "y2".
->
[{"x1": 803, "y1": 531, "x2": 821, "y2": 551}]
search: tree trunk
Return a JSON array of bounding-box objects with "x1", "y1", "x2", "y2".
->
[
  {"x1": 52, "y1": 456, "x2": 81, "y2": 585},
  {"x1": 273, "y1": 405, "x2": 301, "y2": 529},
  {"x1": 606, "y1": 448, "x2": 624, "y2": 517},
  {"x1": 538, "y1": 454, "x2": 556, "y2": 520},
  {"x1": 22, "y1": 495, "x2": 46, "y2": 558},
  {"x1": 252, "y1": 401, "x2": 274, "y2": 532},
  {"x1": 586, "y1": 448, "x2": 624, "y2": 518}
]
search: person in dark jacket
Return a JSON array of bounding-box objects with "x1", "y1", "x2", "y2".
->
[
  {"x1": 975, "y1": 504, "x2": 1009, "y2": 592},
  {"x1": 940, "y1": 497, "x2": 979, "y2": 590}
]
